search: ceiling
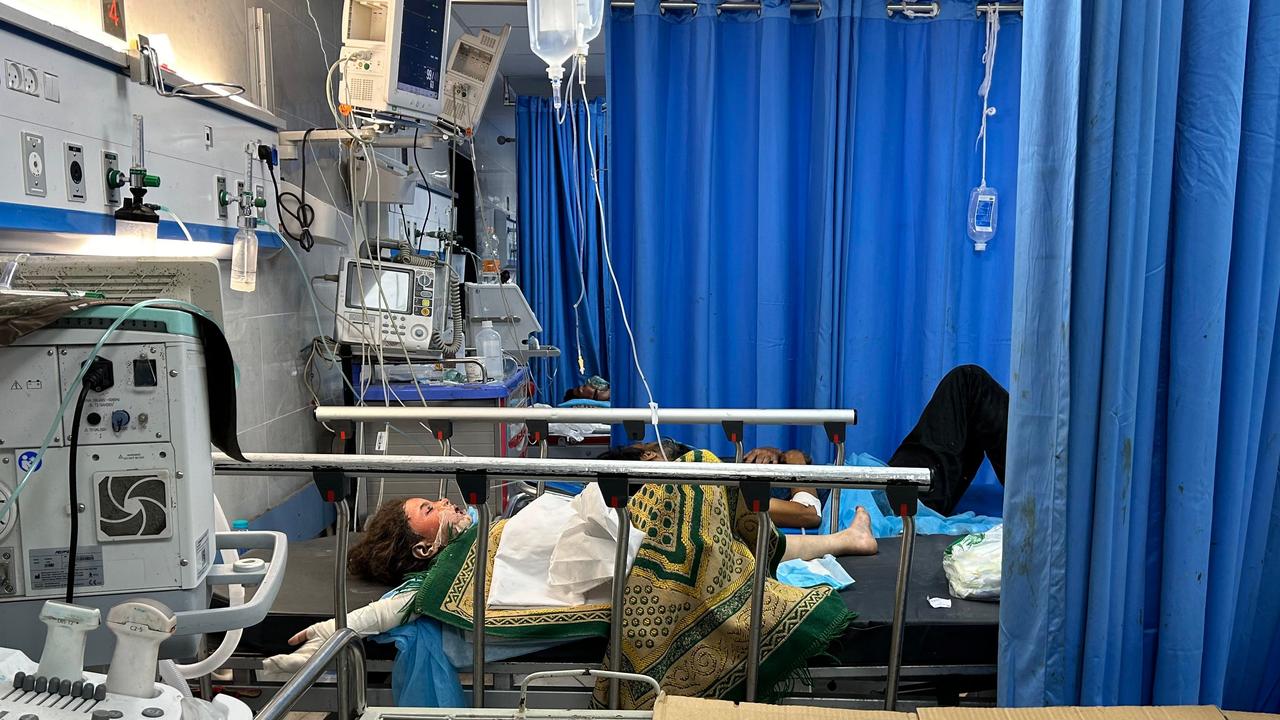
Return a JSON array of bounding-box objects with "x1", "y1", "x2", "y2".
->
[{"x1": 450, "y1": 2, "x2": 607, "y2": 97}]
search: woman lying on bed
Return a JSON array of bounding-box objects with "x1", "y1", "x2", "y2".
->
[{"x1": 264, "y1": 449, "x2": 876, "y2": 707}]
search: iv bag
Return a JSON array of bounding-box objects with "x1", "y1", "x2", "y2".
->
[
  {"x1": 967, "y1": 184, "x2": 998, "y2": 252},
  {"x1": 528, "y1": 0, "x2": 578, "y2": 77},
  {"x1": 577, "y1": 0, "x2": 605, "y2": 49}
]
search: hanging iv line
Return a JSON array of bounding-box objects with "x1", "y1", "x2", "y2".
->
[{"x1": 968, "y1": 9, "x2": 1000, "y2": 252}]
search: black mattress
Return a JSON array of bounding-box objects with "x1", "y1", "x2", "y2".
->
[{"x1": 227, "y1": 533, "x2": 997, "y2": 667}]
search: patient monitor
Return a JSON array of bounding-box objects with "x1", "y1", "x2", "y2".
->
[
  {"x1": 336, "y1": 257, "x2": 451, "y2": 354},
  {"x1": 339, "y1": 0, "x2": 453, "y2": 121}
]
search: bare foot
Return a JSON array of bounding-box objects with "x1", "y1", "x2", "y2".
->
[{"x1": 833, "y1": 506, "x2": 878, "y2": 556}]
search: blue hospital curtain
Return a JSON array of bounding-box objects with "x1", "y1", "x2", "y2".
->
[
  {"x1": 1003, "y1": 0, "x2": 1280, "y2": 710},
  {"x1": 607, "y1": 0, "x2": 1021, "y2": 515},
  {"x1": 517, "y1": 96, "x2": 613, "y2": 404}
]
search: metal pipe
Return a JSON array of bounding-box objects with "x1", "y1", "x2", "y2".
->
[
  {"x1": 608, "y1": 506, "x2": 629, "y2": 709},
  {"x1": 536, "y1": 440, "x2": 549, "y2": 496},
  {"x1": 316, "y1": 406, "x2": 857, "y2": 426},
  {"x1": 355, "y1": 422, "x2": 366, "y2": 524},
  {"x1": 829, "y1": 441, "x2": 846, "y2": 533},
  {"x1": 213, "y1": 452, "x2": 930, "y2": 490},
  {"x1": 886, "y1": 1, "x2": 938, "y2": 17},
  {"x1": 744, "y1": 510, "x2": 773, "y2": 701},
  {"x1": 884, "y1": 514, "x2": 916, "y2": 711},
  {"x1": 254, "y1": 629, "x2": 366, "y2": 720},
  {"x1": 733, "y1": 440, "x2": 744, "y2": 464},
  {"x1": 976, "y1": 2, "x2": 1023, "y2": 13},
  {"x1": 438, "y1": 438, "x2": 452, "y2": 498},
  {"x1": 471, "y1": 503, "x2": 490, "y2": 708},
  {"x1": 334, "y1": 499, "x2": 351, "y2": 720}
]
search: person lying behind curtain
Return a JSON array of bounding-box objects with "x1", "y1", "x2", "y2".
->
[
  {"x1": 887, "y1": 364, "x2": 1008, "y2": 516},
  {"x1": 745, "y1": 364, "x2": 1010, "y2": 520}
]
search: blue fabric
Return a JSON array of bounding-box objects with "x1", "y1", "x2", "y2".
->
[
  {"x1": 376, "y1": 618, "x2": 573, "y2": 707},
  {"x1": 558, "y1": 398, "x2": 612, "y2": 408},
  {"x1": 820, "y1": 453, "x2": 1002, "y2": 537},
  {"x1": 606, "y1": 0, "x2": 1020, "y2": 517},
  {"x1": 438, "y1": 626, "x2": 569, "y2": 668},
  {"x1": 372, "y1": 620, "x2": 465, "y2": 708},
  {"x1": 777, "y1": 555, "x2": 855, "y2": 590},
  {"x1": 517, "y1": 97, "x2": 612, "y2": 405},
  {"x1": 1003, "y1": 0, "x2": 1280, "y2": 710}
]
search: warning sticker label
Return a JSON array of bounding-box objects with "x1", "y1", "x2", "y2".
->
[{"x1": 29, "y1": 547, "x2": 106, "y2": 590}]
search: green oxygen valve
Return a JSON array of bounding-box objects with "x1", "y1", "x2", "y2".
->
[
  {"x1": 107, "y1": 168, "x2": 128, "y2": 189},
  {"x1": 253, "y1": 197, "x2": 267, "y2": 209},
  {"x1": 142, "y1": 173, "x2": 160, "y2": 188}
]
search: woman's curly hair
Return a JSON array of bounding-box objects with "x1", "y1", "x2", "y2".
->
[{"x1": 347, "y1": 498, "x2": 435, "y2": 585}]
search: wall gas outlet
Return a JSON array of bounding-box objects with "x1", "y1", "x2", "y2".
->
[
  {"x1": 216, "y1": 176, "x2": 228, "y2": 219},
  {"x1": 103, "y1": 151, "x2": 121, "y2": 206},
  {"x1": 21, "y1": 131, "x2": 46, "y2": 197},
  {"x1": 65, "y1": 142, "x2": 86, "y2": 202}
]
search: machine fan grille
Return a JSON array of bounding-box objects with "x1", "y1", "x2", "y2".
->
[{"x1": 96, "y1": 473, "x2": 170, "y2": 539}]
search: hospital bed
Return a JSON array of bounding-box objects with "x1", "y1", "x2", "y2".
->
[
  {"x1": 219, "y1": 532, "x2": 996, "y2": 712},
  {"x1": 210, "y1": 408, "x2": 973, "y2": 718}
]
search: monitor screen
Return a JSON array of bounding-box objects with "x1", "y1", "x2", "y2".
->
[
  {"x1": 396, "y1": 0, "x2": 447, "y2": 99},
  {"x1": 346, "y1": 264, "x2": 413, "y2": 314}
]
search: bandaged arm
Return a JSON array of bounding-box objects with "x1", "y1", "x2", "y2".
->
[
  {"x1": 262, "y1": 591, "x2": 414, "y2": 677},
  {"x1": 768, "y1": 488, "x2": 823, "y2": 529}
]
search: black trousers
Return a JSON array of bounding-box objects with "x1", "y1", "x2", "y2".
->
[{"x1": 888, "y1": 365, "x2": 1009, "y2": 516}]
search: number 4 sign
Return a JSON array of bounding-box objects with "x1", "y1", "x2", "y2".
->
[{"x1": 102, "y1": 0, "x2": 126, "y2": 40}]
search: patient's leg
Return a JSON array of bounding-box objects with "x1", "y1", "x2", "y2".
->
[{"x1": 782, "y1": 506, "x2": 877, "y2": 561}]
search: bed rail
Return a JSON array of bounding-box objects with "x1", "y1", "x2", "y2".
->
[
  {"x1": 311, "y1": 406, "x2": 856, "y2": 530},
  {"x1": 214, "y1": 452, "x2": 925, "y2": 711},
  {"x1": 254, "y1": 628, "x2": 367, "y2": 720}
]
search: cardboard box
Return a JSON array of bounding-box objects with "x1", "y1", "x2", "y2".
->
[
  {"x1": 917, "y1": 707, "x2": 1228, "y2": 720},
  {"x1": 1223, "y1": 714, "x2": 1279, "y2": 720},
  {"x1": 653, "y1": 699, "x2": 1242, "y2": 720},
  {"x1": 653, "y1": 695, "x2": 916, "y2": 720}
]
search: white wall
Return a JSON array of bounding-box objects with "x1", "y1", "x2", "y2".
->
[{"x1": 0, "y1": 0, "x2": 519, "y2": 524}]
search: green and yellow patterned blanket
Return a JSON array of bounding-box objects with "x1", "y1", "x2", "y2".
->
[{"x1": 404, "y1": 450, "x2": 852, "y2": 708}]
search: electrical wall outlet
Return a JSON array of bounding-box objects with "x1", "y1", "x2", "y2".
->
[
  {"x1": 4, "y1": 60, "x2": 21, "y2": 91},
  {"x1": 20, "y1": 65, "x2": 39, "y2": 96},
  {"x1": 103, "y1": 150, "x2": 121, "y2": 206},
  {"x1": 216, "y1": 176, "x2": 228, "y2": 219},
  {"x1": 65, "y1": 143, "x2": 86, "y2": 202},
  {"x1": 21, "y1": 131, "x2": 46, "y2": 197}
]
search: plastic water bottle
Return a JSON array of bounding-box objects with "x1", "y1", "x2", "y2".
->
[
  {"x1": 476, "y1": 321, "x2": 504, "y2": 382},
  {"x1": 229, "y1": 226, "x2": 258, "y2": 292}
]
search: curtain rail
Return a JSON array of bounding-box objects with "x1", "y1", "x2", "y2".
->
[
  {"x1": 212, "y1": 451, "x2": 931, "y2": 489},
  {"x1": 450, "y1": 0, "x2": 1023, "y2": 12},
  {"x1": 314, "y1": 405, "x2": 857, "y2": 425}
]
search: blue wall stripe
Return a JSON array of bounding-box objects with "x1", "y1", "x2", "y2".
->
[{"x1": 0, "y1": 201, "x2": 283, "y2": 248}]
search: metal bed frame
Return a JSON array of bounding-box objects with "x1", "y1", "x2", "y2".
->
[{"x1": 218, "y1": 407, "x2": 930, "y2": 720}]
